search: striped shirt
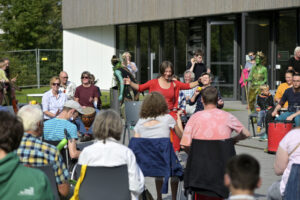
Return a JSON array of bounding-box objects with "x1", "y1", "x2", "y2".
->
[
  {"x1": 42, "y1": 89, "x2": 67, "y2": 119},
  {"x1": 44, "y1": 118, "x2": 78, "y2": 141},
  {"x1": 16, "y1": 132, "x2": 69, "y2": 185}
]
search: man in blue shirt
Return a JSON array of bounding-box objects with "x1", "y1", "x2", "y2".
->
[
  {"x1": 44, "y1": 100, "x2": 85, "y2": 159},
  {"x1": 272, "y1": 74, "x2": 300, "y2": 127}
]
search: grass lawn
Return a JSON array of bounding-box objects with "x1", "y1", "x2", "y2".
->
[
  {"x1": 223, "y1": 108, "x2": 242, "y2": 112},
  {"x1": 15, "y1": 87, "x2": 111, "y2": 108}
]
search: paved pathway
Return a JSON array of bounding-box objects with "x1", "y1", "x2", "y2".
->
[{"x1": 123, "y1": 101, "x2": 281, "y2": 199}]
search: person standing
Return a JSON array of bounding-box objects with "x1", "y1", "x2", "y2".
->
[
  {"x1": 187, "y1": 50, "x2": 210, "y2": 81},
  {"x1": 59, "y1": 71, "x2": 76, "y2": 100},
  {"x1": 122, "y1": 52, "x2": 138, "y2": 78},
  {"x1": 247, "y1": 51, "x2": 268, "y2": 112},
  {"x1": 288, "y1": 47, "x2": 300, "y2": 73}
]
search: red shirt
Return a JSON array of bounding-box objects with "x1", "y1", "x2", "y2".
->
[{"x1": 138, "y1": 79, "x2": 190, "y2": 111}]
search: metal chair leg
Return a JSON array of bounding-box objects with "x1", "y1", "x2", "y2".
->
[{"x1": 123, "y1": 124, "x2": 127, "y2": 144}]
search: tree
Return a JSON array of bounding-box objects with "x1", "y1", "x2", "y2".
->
[{"x1": 0, "y1": 0, "x2": 62, "y2": 50}]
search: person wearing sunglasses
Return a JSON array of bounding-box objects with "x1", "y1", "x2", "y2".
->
[
  {"x1": 74, "y1": 71, "x2": 100, "y2": 140},
  {"x1": 74, "y1": 71, "x2": 100, "y2": 109},
  {"x1": 42, "y1": 76, "x2": 67, "y2": 120}
]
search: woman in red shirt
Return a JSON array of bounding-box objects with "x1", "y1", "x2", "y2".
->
[{"x1": 124, "y1": 61, "x2": 200, "y2": 150}]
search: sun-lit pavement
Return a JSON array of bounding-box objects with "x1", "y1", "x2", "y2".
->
[{"x1": 121, "y1": 100, "x2": 280, "y2": 199}]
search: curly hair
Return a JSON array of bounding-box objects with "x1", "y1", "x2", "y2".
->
[
  {"x1": 140, "y1": 92, "x2": 168, "y2": 119},
  {"x1": 0, "y1": 111, "x2": 24, "y2": 153}
]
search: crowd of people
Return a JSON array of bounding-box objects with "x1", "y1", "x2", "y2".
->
[{"x1": 0, "y1": 47, "x2": 300, "y2": 200}]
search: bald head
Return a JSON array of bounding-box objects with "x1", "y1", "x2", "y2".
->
[{"x1": 59, "y1": 71, "x2": 68, "y2": 85}]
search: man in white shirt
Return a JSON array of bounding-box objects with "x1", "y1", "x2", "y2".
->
[{"x1": 59, "y1": 71, "x2": 76, "y2": 100}]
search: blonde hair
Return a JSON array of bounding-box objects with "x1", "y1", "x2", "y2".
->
[
  {"x1": 49, "y1": 76, "x2": 60, "y2": 87},
  {"x1": 122, "y1": 52, "x2": 131, "y2": 66},
  {"x1": 17, "y1": 105, "x2": 43, "y2": 132},
  {"x1": 260, "y1": 84, "x2": 269, "y2": 92},
  {"x1": 92, "y1": 109, "x2": 123, "y2": 143}
]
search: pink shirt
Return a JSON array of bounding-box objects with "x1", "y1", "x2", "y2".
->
[
  {"x1": 180, "y1": 108, "x2": 244, "y2": 146},
  {"x1": 279, "y1": 129, "x2": 300, "y2": 195}
]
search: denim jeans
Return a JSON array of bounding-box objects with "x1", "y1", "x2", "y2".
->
[
  {"x1": 257, "y1": 110, "x2": 267, "y2": 127},
  {"x1": 284, "y1": 164, "x2": 300, "y2": 200},
  {"x1": 275, "y1": 111, "x2": 300, "y2": 127}
]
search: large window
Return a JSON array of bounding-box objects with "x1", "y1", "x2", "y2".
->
[
  {"x1": 176, "y1": 21, "x2": 189, "y2": 76},
  {"x1": 163, "y1": 21, "x2": 175, "y2": 64},
  {"x1": 277, "y1": 10, "x2": 297, "y2": 82}
]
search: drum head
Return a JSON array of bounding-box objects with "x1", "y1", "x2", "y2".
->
[{"x1": 82, "y1": 107, "x2": 95, "y2": 115}]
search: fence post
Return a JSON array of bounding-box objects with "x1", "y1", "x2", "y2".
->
[{"x1": 35, "y1": 48, "x2": 40, "y2": 88}]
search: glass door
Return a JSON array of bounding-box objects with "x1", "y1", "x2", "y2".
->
[{"x1": 207, "y1": 21, "x2": 236, "y2": 100}]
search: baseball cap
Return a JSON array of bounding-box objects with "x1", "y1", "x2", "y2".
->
[{"x1": 64, "y1": 100, "x2": 85, "y2": 114}]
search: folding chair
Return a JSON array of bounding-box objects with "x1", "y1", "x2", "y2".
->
[
  {"x1": 76, "y1": 165, "x2": 131, "y2": 200},
  {"x1": 34, "y1": 165, "x2": 60, "y2": 200},
  {"x1": 184, "y1": 138, "x2": 236, "y2": 199},
  {"x1": 123, "y1": 101, "x2": 142, "y2": 144}
]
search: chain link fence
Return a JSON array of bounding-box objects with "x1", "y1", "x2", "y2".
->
[{"x1": 0, "y1": 49, "x2": 62, "y2": 88}]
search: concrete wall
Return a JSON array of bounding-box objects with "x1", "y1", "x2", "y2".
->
[
  {"x1": 63, "y1": 0, "x2": 300, "y2": 29},
  {"x1": 63, "y1": 26, "x2": 115, "y2": 90}
]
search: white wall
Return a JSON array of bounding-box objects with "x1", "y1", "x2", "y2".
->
[{"x1": 63, "y1": 26, "x2": 115, "y2": 90}]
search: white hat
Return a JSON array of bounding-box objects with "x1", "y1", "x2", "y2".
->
[{"x1": 64, "y1": 100, "x2": 85, "y2": 114}]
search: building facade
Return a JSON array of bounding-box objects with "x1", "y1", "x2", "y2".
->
[{"x1": 62, "y1": 0, "x2": 300, "y2": 100}]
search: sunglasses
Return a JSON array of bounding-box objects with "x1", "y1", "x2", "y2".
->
[
  {"x1": 52, "y1": 83, "x2": 60, "y2": 86},
  {"x1": 81, "y1": 76, "x2": 89, "y2": 79},
  {"x1": 62, "y1": 76, "x2": 68, "y2": 79}
]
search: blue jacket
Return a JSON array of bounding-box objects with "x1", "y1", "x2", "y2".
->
[{"x1": 129, "y1": 137, "x2": 183, "y2": 194}]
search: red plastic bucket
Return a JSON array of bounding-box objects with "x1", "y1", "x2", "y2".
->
[{"x1": 268, "y1": 122, "x2": 293, "y2": 153}]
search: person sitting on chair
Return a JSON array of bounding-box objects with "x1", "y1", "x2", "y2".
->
[
  {"x1": 272, "y1": 73, "x2": 300, "y2": 127},
  {"x1": 0, "y1": 111, "x2": 54, "y2": 200},
  {"x1": 16, "y1": 105, "x2": 70, "y2": 198},
  {"x1": 189, "y1": 72, "x2": 224, "y2": 113},
  {"x1": 256, "y1": 84, "x2": 274, "y2": 140},
  {"x1": 265, "y1": 70, "x2": 294, "y2": 135},
  {"x1": 59, "y1": 71, "x2": 76, "y2": 100},
  {"x1": 181, "y1": 86, "x2": 250, "y2": 199},
  {"x1": 78, "y1": 109, "x2": 144, "y2": 199},
  {"x1": 43, "y1": 100, "x2": 84, "y2": 159},
  {"x1": 74, "y1": 71, "x2": 100, "y2": 139},
  {"x1": 181, "y1": 86, "x2": 250, "y2": 149},
  {"x1": 225, "y1": 154, "x2": 261, "y2": 200}
]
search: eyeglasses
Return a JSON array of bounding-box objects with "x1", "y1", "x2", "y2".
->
[
  {"x1": 81, "y1": 76, "x2": 89, "y2": 79},
  {"x1": 62, "y1": 77, "x2": 68, "y2": 79},
  {"x1": 52, "y1": 83, "x2": 60, "y2": 86},
  {"x1": 293, "y1": 80, "x2": 300, "y2": 82}
]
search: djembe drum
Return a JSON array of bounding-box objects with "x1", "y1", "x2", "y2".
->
[
  {"x1": 81, "y1": 107, "x2": 96, "y2": 131},
  {"x1": 268, "y1": 121, "x2": 293, "y2": 153}
]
